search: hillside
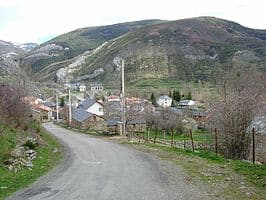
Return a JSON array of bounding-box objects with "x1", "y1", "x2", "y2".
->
[
  {"x1": 0, "y1": 40, "x2": 38, "y2": 58},
  {"x1": 31, "y1": 17, "x2": 266, "y2": 88},
  {"x1": 22, "y1": 19, "x2": 163, "y2": 73},
  {"x1": 74, "y1": 17, "x2": 266, "y2": 87}
]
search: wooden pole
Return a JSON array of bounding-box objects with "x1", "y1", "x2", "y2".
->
[
  {"x1": 190, "y1": 129, "x2": 195, "y2": 152},
  {"x1": 252, "y1": 127, "x2": 255, "y2": 164},
  {"x1": 56, "y1": 94, "x2": 59, "y2": 122},
  {"x1": 121, "y1": 58, "x2": 126, "y2": 136},
  {"x1": 68, "y1": 88, "x2": 72, "y2": 126}
]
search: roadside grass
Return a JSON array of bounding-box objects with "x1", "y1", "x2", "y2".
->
[
  {"x1": 0, "y1": 124, "x2": 62, "y2": 200},
  {"x1": 123, "y1": 142, "x2": 266, "y2": 200}
]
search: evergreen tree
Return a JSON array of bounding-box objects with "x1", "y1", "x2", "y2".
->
[
  {"x1": 169, "y1": 91, "x2": 172, "y2": 98},
  {"x1": 151, "y1": 93, "x2": 156, "y2": 106},
  {"x1": 187, "y1": 91, "x2": 192, "y2": 100},
  {"x1": 59, "y1": 97, "x2": 65, "y2": 107},
  {"x1": 172, "y1": 90, "x2": 176, "y2": 100},
  {"x1": 176, "y1": 90, "x2": 181, "y2": 102}
]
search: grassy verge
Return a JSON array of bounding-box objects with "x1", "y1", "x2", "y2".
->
[
  {"x1": 124, "y1": 142, "x2": 266, "y2": 200},
  {"x1": 0, "y1": 124, "x2": 62, "y2": 200}
]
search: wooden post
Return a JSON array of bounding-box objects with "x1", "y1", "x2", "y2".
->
[
  {"x1": 183, "y1": 133, "x2": 186, "y2": 149},
  {"x1": 154, "y1": 129, "x2": 158, "y2": 144},
  {"x1": 215, "y1": 128, "x2": 218, "y2": 155},
  {"x1": 171, "y1": 129, "x2": 174, "y2": 147},
  {"x1": 252, "y1": 128, "x2": 255, "y2": 164},
  {"x1": 190, "y1": 129, "x2": 195, "y2": 152},
  {"x1": 147, "y1": 128, "x2": 150, "y2": 143},
  {"x1": 163, "y1": 129, "x2": 166, "y2": 143}
]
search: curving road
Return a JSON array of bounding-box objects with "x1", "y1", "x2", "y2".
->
[{"x1": 7, "y1": 123, "x2": 210, "y2": 200}]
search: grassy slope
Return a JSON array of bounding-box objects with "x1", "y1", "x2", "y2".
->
[
  {"x1": 125, "y1": 142, "x2": 266, "y2": 200},
  {"x1": 0, "y1": 124, "x2": 62, "y2": 200}
]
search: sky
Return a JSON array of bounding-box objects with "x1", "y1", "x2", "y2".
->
[{"x1": 0, "y1": 0, "x2": 266, "y2": 44}]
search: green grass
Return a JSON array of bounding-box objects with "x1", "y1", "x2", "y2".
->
[
  {"x1": 0, "y1": 124, "x2": 62, "y2": 200},
  {"x1": 128, "y1": 78, "x2": 181, "y2": 89},
  {"x1": 231, "y1": 160, "x2": 266, "y2": 188}
]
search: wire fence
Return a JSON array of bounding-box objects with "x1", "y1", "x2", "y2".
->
[{"x1": 129, "y1": 127, "x2": 265, "y2": 164}]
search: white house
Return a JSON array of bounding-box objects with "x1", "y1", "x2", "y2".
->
[
  {"x1": 79, "y1": 84, "x2": 86, "y2": 92},
  {"x1": 179, "y1": 100, "x2": 197, "y2": 109},
  {"x1": 89, "y1": 83, "x2": 103, "y2": 92},
  {"x1": 157, "y1": 95, "x2": 172, "y2": 108},
  {"x1": 79, "y1": 99, "x2": 104, "y2": 116}
]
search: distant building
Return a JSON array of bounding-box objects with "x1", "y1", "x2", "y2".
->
[
  {"x1": 24, "y1": 96, "x2": 43, "y2": 105},
  {"x1": 106, "y1": 95, "x2": 120, "y2": 102},
  {"x1": 106, "y1": 119, "x2": 122, "y2": 135},
  {"x1": 71, "y1": 108, "x2": 105, "y2": 131},
  {"x1": 179, "y1": 100, "x2": 197, "y2": 109},
  {"x1": 157, "y1": 95, "x2": 172, "y2": 108},
  {"x1": 79, "y1": 99, "x2": 104, "y2": 116},
  {"x1": 89, "y1": 83, "x2": 103, "y2": 92},
  {"x1": 79, "y1": 84, "x2": 86, "y2": 92}
]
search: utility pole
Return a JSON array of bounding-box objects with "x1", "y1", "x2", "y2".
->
[
  {"x1": 68, "y1": 87, "x2": 72, "y2": 126},
  {"x1": 56, "y1": 94, "x2": 59, "y2": 122},
  {"x1": 121, "y1": 58, "x2": 126, "y2": 136}
]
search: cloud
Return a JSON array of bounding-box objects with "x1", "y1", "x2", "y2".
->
[{"x1": 0, "y1": 0, "x2": 265, "y2": 43}]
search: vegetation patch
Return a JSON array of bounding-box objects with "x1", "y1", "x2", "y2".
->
[{"x1": 0, "y1": 124, "x2": 62, "y2": 200}]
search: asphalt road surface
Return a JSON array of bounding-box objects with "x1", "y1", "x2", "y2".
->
[{"x1": 7, "y1": 123, "x2": 210, "y2": 200}]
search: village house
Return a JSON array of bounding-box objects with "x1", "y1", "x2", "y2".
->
[
  {"x1": 79, "y1": 99, "x2": 104, "y2": 116},
  {"x1": 79, "y1": 84, "x2": 86, "y2": 92},
  {"x1": 32, "y1": 104, "x2": 53, "y2": 122},
  {"x1": 89, "y1": 83, "x2": 103, "y2": 92},
  {"x1": 157, "y1": 95, "x2": 172, "y2": 108},
  {"x1": 43, "y1": 101, "x2": 56, "y2": 111},
  {"x1": 71, "y1": 108, "x2": 105, "y2": 131},
  {"x1": 106, "y1": 95, "x2": 120, "y2": 102},
  {"x1": 24, "y1": 96, "x2": 43, "y2": 106},
  {"x1": 126, "y1": 118, "x2": 146, "y2": 132},
  {"x1": 179, "y1": 100, "x2": 197, "y2": 109},
  {"x1": 106, "y1": 119, "x2": 122, "y2": 135}
]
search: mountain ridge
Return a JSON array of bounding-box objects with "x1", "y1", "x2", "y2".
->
[{"x1": 23, "y1": 17, "x2": 266, "y2": 87}]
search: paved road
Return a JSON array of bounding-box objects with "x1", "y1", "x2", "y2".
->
[{"x1": 7, "y1": 123, "x2": 210, "y2": 200}]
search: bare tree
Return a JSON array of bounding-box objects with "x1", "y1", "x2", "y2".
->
[
  {"x1": 0, "y1": 84, "x2": 31, "y2": 129},
  {"x1": 208, "y1": 66, "x2": 266, "y2": 159}
]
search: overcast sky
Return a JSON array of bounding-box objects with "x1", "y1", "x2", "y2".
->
[{"x1": 0, "y1": 0, "x2": 265, "y2": 44}]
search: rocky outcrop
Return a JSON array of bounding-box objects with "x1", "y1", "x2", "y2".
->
[{"x1": 5, "y1": 137, "x2": 38, "y2": 172}]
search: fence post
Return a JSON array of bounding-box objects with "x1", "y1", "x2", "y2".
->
[
  {"x1": 171, "y1": 129, "x2": 174, "y2": 147},
  {"x1": 190, "y1": 129, "x2": 195, "y2": 152},
  {"x1": 154, "y1": 129, "x2": 157, "y2": 144},
  {"x1": 163, "y1": 129, "x2": 166, "y2": 143},
  {"x1": 147, "y1": 128, "x2": 150, "y2": 143},
  {"x1": 252, "y1": 127, "x2": 255, "y2": 164},
  {"x1": 215, "y1": 128, "x2": 218, "y2": 155},
  {"x1": 183, "y1": 133, "x2": 186, "y2": 149}
]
